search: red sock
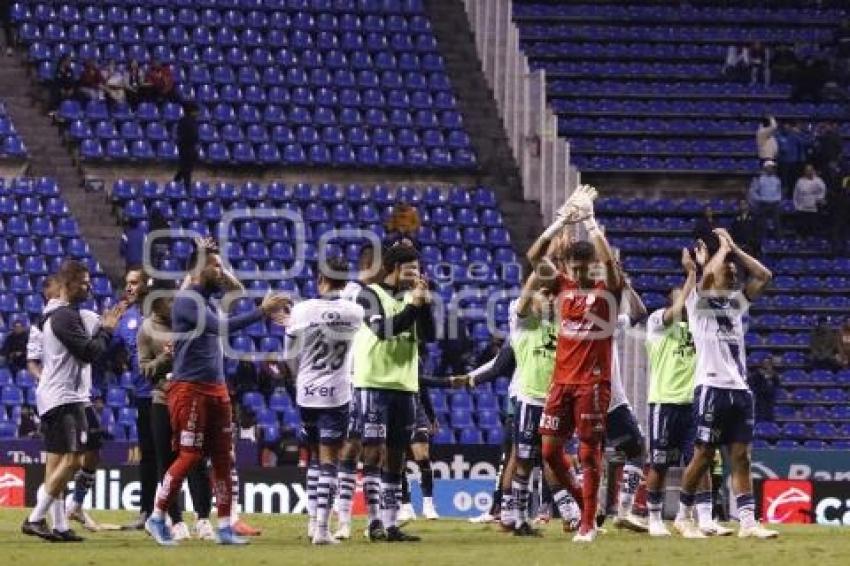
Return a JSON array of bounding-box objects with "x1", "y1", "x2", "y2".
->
[
  {"x1": 560, "y1": 454, "x2": 584, "y2": 509},
  {"x1": 579, "y1": 441, "x2": 602, "y2": 533},
  {"x1": 156, "y1": 451, "x2": 202, "y2": 513},
  {"x1": 210, "y1": 450, "x2": 233, "y2": 520}
]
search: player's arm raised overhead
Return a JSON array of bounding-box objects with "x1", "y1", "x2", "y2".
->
[
  {"x1": 662, "y1": 248, "x2": 698, "y2": 326},
  {"x1": 697, "y1": 229, "x2": 732, "y2": 291},
  {"x1": 585, "y1": 214, "x2": 623, "y2": 294},
  {"x1": 618, "y1": 264, "x2": 648, "y2": 324},
  {"x1": 527, "y1": 185, "x2": 597, "y2": 265},
  {"x1": 715, "y1": 228, "x2": 773, "y2": 301}
]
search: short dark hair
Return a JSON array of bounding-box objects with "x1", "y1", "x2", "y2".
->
[
  {"x1": 701, "y1": 232, "x2": 722, "y2": 258},
  {"x1": 320, "y1": 256, "x2": 350, "y2": 290},
  {"x1": 383, "y1": 243, "x2": 419, "y2": 271},
  {"x1": 57, "y1": 259, "x2": 89, "y2": 286},
  {"x1": 563, "y1": 240, "x2": 595, "y2": 262},
  {"x1": 761, "y1": 116, "x2": 773, "y2": 127}
]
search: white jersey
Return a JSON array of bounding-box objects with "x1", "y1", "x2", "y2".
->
[
  {"x1": 35, "y1": 303, "x2": 101, "y2": 415},
  {"x1": 286, "y1": 297, "x2": 364, "y2": 408},
  {"x1": 685, "y1": 288, "x2": 749, "y2": 390},
  {"x1": 341, "y1": 281, "x2": 363, "y2": 302},
  {"x1": 608, "y1": 314, "x2": 631, "y2": 413},
  {"x1": 506, "y1": 299, "x2": 522, "y2": 399}
]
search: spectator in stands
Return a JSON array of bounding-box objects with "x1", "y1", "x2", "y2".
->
[
  {"x1": 475, "y1": 335, "x2": 504, "y2": 368},
  {"x1": 722, "y1": 44, "x2": 751, "y2": 81},
  {"x1": 692, "y1": 205, "x2": 717, "y2": 241},
  {"x1": 78, "y1": 59, "x2": 105, "y2": 101},
  {"x1": 49, "y1": 55, "x2": 76, "y2": 113},
  {"x1": 436, "y1": 315, "x2": 473, "y2": 377},
  {"x1": 812, "y1": 121, "x2": 843, "y2": 172},
  {"x1": 233, "y1": 359, "x2": 259, "y2": 404},
  {"x1": 748, "y1": 41, "x2": 770, "y2": 86},
  {"x1": 120, "y1": 218, "x2": 145, "y2": 272},
  {"x1": 731, "y1": 199, "x2": 760, "y2": 256},
  {"x1": 831, "y1": 20, "x2": 850, "y2": 78},
  {"x1": 258, "y1": 360, "x2": 286, "y2": 400},
  {"x1": 1, "y1": 319, "x2": 28, "y2": 374},
  {"x1": 748, "y1": 357, "x2": 780, "y2": 423},
  {"x1": 748, "y1": 160, "x2": 782, "y2": 236},
  {"x1": 18, "y1": 405, "x2": 40, "y2": 438},
  {"x1": 831, "y1": 174, "x2": 850, "y2": 255},
  {"x1": 173, "y1": 101, "x2": 199, "y2": 189},
  {"x1": 0, "y1": 0, "x2": 14, "y2": 56},
  {"x1": 756, "y1": 116, "x2": 778, "y2": 164},
  {"x1": 771, "y1": 44, "x2": 799, "y2": 83},
  {"x1": 145, "y1": 61, "x2": 176, "y2": 103},
  {"x1": 793, "y1": 164, "x2": 827, "y2": 234},
  {"x1": 839, "y1": 318, "x2": 850, "y2": 368},
  {"x1": 776, "y1": 121, "x2": 809, "y2": 197},
  {"x1": 125, "y1": 59, "x2": 147, "y2": 108},
  {"x1": 385, "y1": 203, "x2": 422, "y2": 238},
  {"x1": 811, "y1": 316, "x2": 842, "y2": 370},
  {"x1": 102, "y1": 60, "x2": 129, "y2": 107},
  {"x1": 148, "y1": 208, "x2": 171, "y2": 269},
  {"x1": 792, "y1": 54, "x2": 829, "y2": 102}
]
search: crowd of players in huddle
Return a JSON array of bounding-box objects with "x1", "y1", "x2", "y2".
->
[{"x1": 18, "y1": 184, "x2": 781, "y2": 546}]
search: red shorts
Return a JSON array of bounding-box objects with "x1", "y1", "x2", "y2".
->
[
  {"x1": 539, "y1": 381, "x2": 611, "y2": 443},
  {"x1": 167, "y1": 381, "x2": 232, "y2": 456}
]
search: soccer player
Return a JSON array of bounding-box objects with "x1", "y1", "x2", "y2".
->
[
  {"x1": 352, "y1": 243, "x2": 435, "y2": 542},
  {"x1": 675, "y1": 228, "x2": 777, "y2": 539},
  {"x1": 26, "y1": 277, "x2": 104, "y2": 532},
  {"x1": 506, "y1": 265, "x2": 559, "y2": 536},
  {"x1": 645, "y1": 250, "x2": 727, "y2": 537},
  {"x1": 22, "y1": 261, "x2": 124, "y2": 542},
  {"x1": 138, "y1": 278, "x2": 214, "y2": 540},
  {"x1": 112, "y1": 267, "x2": 159, "y2": 532},
  {"x1": 145, "y1": 243, "x2": 290, "y2": 546},
  {"x1": 602, "y1": 274, "x2": 649, "y2": 532},
  {"x1": 284, "y1": 257, "x2": 365, "y2": 545},
  {"x1": 334, "y1": 244, "x2": 381, "y2": 540},
  {"x1": 535, "y1": 192, "x2": 624, "y2": 543}
]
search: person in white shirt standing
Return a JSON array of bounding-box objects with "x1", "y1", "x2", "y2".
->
[
  {"x1": 285, "y1": 257, "x2": 364, "y2": 545},
  {"x1": 793, "y1": 163, "x2": 827, "y2": 235},
  {"x1": 21, "y1": 261, "x2": 124, "y2": 542},
  {"x1": 674, "y1": 229, "x2": 777, "y2": 539}
]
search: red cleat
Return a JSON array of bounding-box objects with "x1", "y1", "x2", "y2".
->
[{"x1": 233, "y1": 519, "x2": 262, "y2": 536}]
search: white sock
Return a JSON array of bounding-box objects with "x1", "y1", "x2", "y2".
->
[
  {"x1": 218, "y1": 516, "x2": 232, "y2": 529},
  {"x1": 29, "y1": 486, "x2": 55, "y2": 523},
  {"x1": 151, "y1": 507, "x2": 166, "y2": 521},
  {"x1": 51, "y1": 498, "x2": 69, "y2": 532},
  {"x1": 696, "y1": 502, "x2": 713, "y2": 527}
]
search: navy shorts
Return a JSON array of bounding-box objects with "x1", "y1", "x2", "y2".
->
[
  {"x1": 513, "y1": 399, "x2": 543, "y2": 461},
  {"x1": 648, "y1": 403, "x2": 695, "y2": 466},
  {"x1": 693, "y1": 385, "x2": 754, "y2": 447},
  {"x1": 411, "y1": 395, "x2": 431, "y2": 444},
  {"x1": 347, "y1": 388, "x2": 364, "y2": 440},
  {"x1": 606, "y1": 404, "x2": 644, "y2": 459},
  {"x1": 83, "y1": 405, "x2": 104, "y2": 451},
  {"x1": 299, "y1": 403, "x2": 350, "y2": 445},
  {"x1": 358, "y1": 388, "x2": 416, "y2": 447},
  {"x1": 41, "y1": 402, "x2": 88, "y2": 454}
]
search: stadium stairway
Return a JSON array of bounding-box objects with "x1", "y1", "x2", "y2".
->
[
  {"x1": 425, "y1": 0, "x2": 542, "y2": 254},
  {"x1": 0, "y1": 53, "x2": 124, "y2": 282}
]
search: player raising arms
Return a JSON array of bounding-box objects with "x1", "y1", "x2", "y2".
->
[
  {"x1": 675, "y1": 228, "x2": 777, "y2": 539},
  {"x1": 284, "y1": 257, "x2": 365, "y2": 545},
  {"x1": 145, "y1": 242, "x2": 290, "y2": 546},
  {"x1": 352, "y1": 243, "x2": 435, "y2": 542},
  {"x1": 529, "y1": 185, "x2": 625, "y2": 543},
  {"x1": 645, "y1": 249, "x2": 731, "y2": 538}
]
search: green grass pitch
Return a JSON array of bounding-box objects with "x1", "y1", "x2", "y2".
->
[{"x1": 2, "y1": 509, "x2": 848, "y2": 566}]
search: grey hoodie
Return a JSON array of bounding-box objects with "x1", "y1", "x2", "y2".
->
[{"x1": 35, "y1": 299, "x2": 111, "y2": 416}]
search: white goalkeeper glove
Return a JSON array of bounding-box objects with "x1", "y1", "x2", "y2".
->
[{"x1": 543, "y1": 184, "x2": 599, "y2": 239}]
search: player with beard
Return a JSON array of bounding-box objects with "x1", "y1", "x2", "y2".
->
[
  {"x1": 674, "y1": 229, "x2": 777, "y2": 540},
  {"x1": 145, "y1": 243, "x2": 290, "y2": 546},
  {"x1": 352, "y1": 244, "x2": 435, "y2": 542},
  {"x1": 22, "y1": 261, "x2": 124, "y2": 542}
]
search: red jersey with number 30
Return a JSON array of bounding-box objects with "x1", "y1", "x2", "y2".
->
[{"x1": 553, "y1": 275, "x2": 614, "y2": 385}]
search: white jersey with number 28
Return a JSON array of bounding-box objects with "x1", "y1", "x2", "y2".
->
[
  {"x1": 685, "y1": 288, "x2": 749, "y2": 390},
  {"x1": 286, "y1": 297, "x2": 364, "y2": 408}
]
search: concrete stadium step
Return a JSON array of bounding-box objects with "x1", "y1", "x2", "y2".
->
[{"x1": 424, "y1": 0, "x2": 542, "y2": 258}]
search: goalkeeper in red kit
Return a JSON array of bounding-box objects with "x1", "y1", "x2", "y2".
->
[{"x1": 527, "y1": 186, "x2": 624, "y2": 543}]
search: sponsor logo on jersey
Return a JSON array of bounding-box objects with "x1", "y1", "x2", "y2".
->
[{"x1": 762, "y1": 479, "x2": 812, "y2": 524}]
